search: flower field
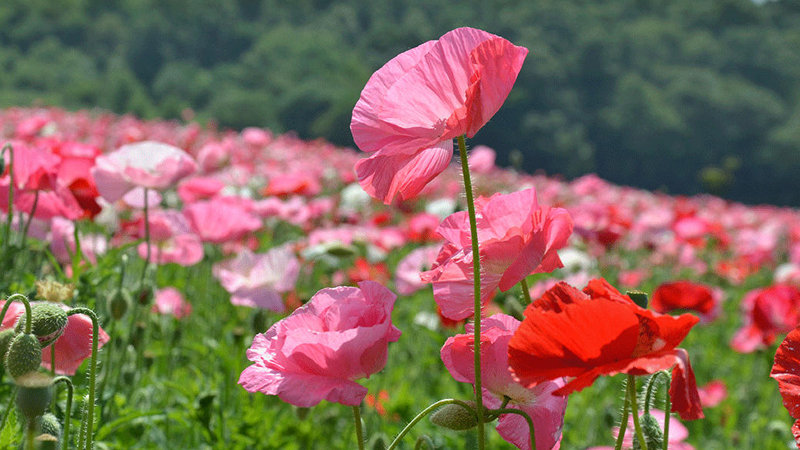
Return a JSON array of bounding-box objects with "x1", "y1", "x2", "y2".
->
[{"x1": 1, "y1": 28, "x2": 800, "y2": 450}]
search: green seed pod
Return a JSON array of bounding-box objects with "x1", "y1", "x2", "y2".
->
[
  {"x1": 135, "y1": 282, "x2": 155, "y2": 306},
  {"x1": 430, "y1": 402, "x2": 478, "y2": 431},
  {"x1": 108, "y1": 289, "x2": 130, "y2": 321},
  {"x1": 6, "y1": 333, "x2": 42, "y2": 380},
  {"x1": 15, "y1": 372, "x2": 52, "y2": 422},
  {"x1": 633, "y1": 413, "x2": 664, "y2": 450},
  {"x1": 0, "y1": 328, "x2": 17, "y2": 361},
  {"x1": 15, "y1": 303, "x2": 68, "y2": 347},
  {"x1": 36, "y1": 413, "x2": 61, "y2": 440}
]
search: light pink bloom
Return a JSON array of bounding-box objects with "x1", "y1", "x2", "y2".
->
[
  {"x1": 698, "y1": 380, "x2": 727, "y2": 408},
  {"x1": 0, "y1": 301, "x2": 111, "y2": 376},
  {"x1": 50, "y1": 217, "x2": 108, "y2": 265},
  {"x1": 177, "y1": 176, "x2": 226, "y2": 203},
  {"x1": 92, "y1": 141, "x2": 198, "y2": 202},
  {"x1": 468, "y1": 145, "x2": 497, "y2": 174},
  {"x1": 183, "y1": 197, "x2": 262, "y2": 244},
  {"x1": 137, "y1": 210, "x2": 204, "y2": 266},
  {"x1": 152, "y1": 287, "x2": 192, "y2": 319},
  {"x1": 238, "y1": 281, "x2": 401, "y2": 407},
  {"x1": 351, "y1": 27, "x2": 528, "y2": 203},
  {"x1": 212, "y1": 247, "x2": 300, "y2": 311},
  {"x1": 441, "y1": 314, "x2": 567, "y2": 450},
  {"x1": 394, "y1": 245, "x2": 440, "y2": 295},
  {"x1": 421, "y1": 188, "x2": 573, "y2": 320}
]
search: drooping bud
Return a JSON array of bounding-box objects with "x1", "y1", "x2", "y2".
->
[
  {"x1": 15, "y1": 303, "x2": 69, "y2": 347},
  {"x1": 6, "y1": 333, "x2": 42, "y2": 380},
  {"x1": 430, "y1": 402, "x2": 479, "y2": 431},
  {"x1": 36, "y1": 412, "x2": 61, "y2": 440},
  {"x1": 633, "y1": 413, "x2": 664, "y2": 450},
  {"x1": 15, "y1": 372, "x2": 52, "y2": 422}
]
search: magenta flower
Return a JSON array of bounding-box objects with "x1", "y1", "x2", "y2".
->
[
  {"x1": 212, "y1": 247, "x2": 300, "y2": 311},
  {"x1": 91, "y1": 141, "x2": 197, "y2": 202},
  {"x1": 421, "y1": 188, "x2": 573, "y2": 320},
  {"x1": 441, "y1": 314, "x2": 567, "y2": 450},
  {"x1": 183, "y1": 197, "x2": 262, "y2": 244},
  {"x1": 350, "y1": 27, "x2": 528, "y2": 204},
  {"x1": 238, "y1": 281, "x2": 402, "y2": 407}
]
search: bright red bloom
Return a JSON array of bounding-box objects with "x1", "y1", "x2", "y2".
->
[
  {"x1": 731, "y1": 284, "x2": 800, "y2": 353},
  {"x1": 771, "y1": 324, "x2": 800, "y2": 448},
  {"x1": 651, "y1": 280, "x2": 722, "y2": 323},
  {"x1": 508, "y1": 279, "x2": 704, "y2": 420},
  {"x1": 350, "y1": 27, "x2": 528, "y2": 204}
]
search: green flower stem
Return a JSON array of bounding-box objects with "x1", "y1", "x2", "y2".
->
[
  {"x1": 71, "y1": 222, "x2": 85, "y2": 285},
  {"x1": 1, "y1": 144, "x2": 13, "y2": 254},
  {"x1": 19, "y1": 190, "x2": 39, "y2": 246},
  {"x1": 52, "y1": 376, "x2": 74, "y2": 450},
  {"x1": 0, "y1": 386, "x2": 16, "y2": 432},
  {"x1": 2, "y1": 293, "x2": 32, "y2": 334},
  {"x1": 385, "y1": 399, "x2": 475, "y2": 450},
  {"x1": 25, "y1": 419, "x2": 35, "y2": 450},
  {"x1": 662, "y1": 375, "x2": 671, "y2": 450},
  {"x1": 414, "y1": 436, "x2": 435, "y2": 450},
  {"x1": 352, "y1": 405, "x2": 365, "y2": 450},
  {"x1": 627, "y1": 375, "x2": 649, "y2": 450},
  {"x1": 644, "y1": 371, "x2": 669, "y2": 416},
  {"x1": 457, "y1": 134, "x2": 485, "y2": 450},
  {"x1": 491, "y1": 408, "x2": 536, "y2": 450},
  {"x1": 67, "y1": 308, "x2": 99, "y2": 450},
  {"x1": 519, "y1": 278, "x2": 533, "y2": 305},
  {"x1": 614, "y1": 386, "x2": 631, "y2": 450}
]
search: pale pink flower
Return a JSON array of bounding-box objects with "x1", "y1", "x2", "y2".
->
[
  {"x1": 394, "y1": 245, "x2": 440, "y2": 295},
  {"x1": 698, "y1": 380, "x2": 727, "y2": 408},
  {"x1": 467, "y1": 145, "x2": 496, "y2": 174},
  {"x1": 238, "y1": 281, "x2": 401, "y2": 407},
  {"x1": 351, "y1": 27, "x2": 528, "y2": 204},
  {"x1": 91, "y1": 141, "x2": 198, "y2": 202},
  {"x1": 441, "y1": 314, "x2": 567, "y2": 450},
  {"x1": 152, "y1": 287, "x2": 192, "y2": 319},
  {"x1": 212, "y1": 247, "x2": 300, "y2": 311},
  {"x1": 177, "y1": 176, "x2": 226, "y2": 203},
  {"x1": 183, "y1": 197, "x2": 262, "y2": 244},
  {"x1": 137, "y1": 210, "x2": 203, "y2": 266},
  {"x1": 421, "y1": 188, "x2": 573, "y2": 320}
]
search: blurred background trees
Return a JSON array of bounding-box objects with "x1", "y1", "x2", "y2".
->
[{"x1": 1, "y1": 0, "x2": 799, "y2": 205}]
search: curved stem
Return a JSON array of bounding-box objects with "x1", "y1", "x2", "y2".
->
[
  {"x1": 52, "y1": 376, "x2": 74, "y2": 450},
  {"x1": 385, "y1": 399, "x2": 475, "y2": 450},
  {"x1": 3, "y1": 293, "x2": 33, "y2": 334},
  {"x1": 492, "y1": 408, "x2": 536, "y2": 450},
  {"x1": 67, "y1": 308, "x2": 98, "y2": 450},
  {"x1": 644, "y1": 371, "x2": 668, "y2": 416},
  {"x1": 519, "y1": 278, "x2": 532, "y2": 305},
  {"x1": 414, "y1": 436, "x2": 435, "y2": 450},
  {"x1": 662, "y1": 373, "x2": 671, "y2": 450},
  {"x1": 614, "y1": 387, "x2": 631, "y2": 450},
  {"x1": 19, "y1": 190, "x2": 39, "y2": 246},
  {"x1": 457, "y1": 134, "x2": 485, "y2": 450},
  {"x1": 627, "y1": 375, "x2": 649, "y2": 450},
  {"x1": 352, "y1": 405, "x2": 365, "y2": 450}
]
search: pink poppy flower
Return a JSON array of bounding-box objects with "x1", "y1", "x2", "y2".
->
[
  {"x1": 350, "y1": 27, "x2": 528, "y2": 204},
  {"x1": 731, "y1": 284, "x2": 800, "y2": 353},
  {"x1": 698, "y1": 380, "x2": 727, "y2": 408},
  {"x1": 238, "y1": 281, "x2": 401, "y2": 407},
  {"x1": 420, "y1": 188, "x2": 573, "y2": 320},
  {"x1": 771, "y1": 324, "x2": 800, "y2": 448},
  {"x1": 467, "y1": 145, "x2": 497, "y2": 174},
  {"x1": 441, "y1": 314, "x2": 567, "y2": 450},
  {"x1": 183, "y1": 197, "x2": 262, "y2": 244},
  {"x1": 91, "y1": 141, "x2": 198, "y2": 202},
  {"x1": 0, "y1": 301, "x2": 110, "y2": 376},
  {"x1": 152, "y1": 287, "x2": 192, "y2": 319},
  {"x1": 137, "y1": 210, "x2": 204, "y2": 266},
  {"x1": 212, "y1": 247, "x2": 300, "y2": 311},
  {"x1": 177, "y1": 176, "x2": 226, "y2": 203},
  {"x1": 395, "y1": 245, "x2": 440, "y2": 296}
]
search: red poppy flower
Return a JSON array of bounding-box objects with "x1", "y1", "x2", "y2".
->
[
  {"x1": 651, "y1": 280, "x2": 722, "y2": 323},
  {"x1": 771, "y1": 324, "x2": 800, "y2": 448},
  {"x1": 508, "y1": 278, "x2": 704, "y2": 420}
]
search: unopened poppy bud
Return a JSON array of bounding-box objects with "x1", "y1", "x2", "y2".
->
[
  {"x1": 366, "y1": 433, "x2": 389, "y2": 450},
  {"x1": 36, "y1": 412, "x2": 61, "y2": 440},
  {"x1": 16, "y1": 303, "x2": 68, "y2": 347},
  {"x1": 430, "y1": 402, "x2": 479, "y2": 431},
  {"x1": 135, "y1": 282, "x2": 155, "y2": 306},
  {"x1": 633, "y1": 413, "x2": 664, "y2": 450},
  {"x1": 108, "y1": 289, "x2": 129, "y2": 321},
  {"x1": 0, "y1": 328, "x2": 17, "y2": 360},
  {"x1": 15, "y1": 372, "x2": 52, "y2": 421},
  {"x1": 627, "y1": 291, "x2": 649, "y2": 309},
  {"x1": 6, "y1": 333, "x2": 42, "y2": 380}
]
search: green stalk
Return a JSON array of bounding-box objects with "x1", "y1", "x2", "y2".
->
[
  {"x1": 519, "y1": 277, "x2": 533, "y2": 305},
  {"x1": 67, "y1": 308, "x2": 99, "y2": 450},
  {"x1": 614, "y1": 386, "x2": 631, "y2": 450},
  {"x1": 457, "y1": 134, "x2": 485, "y2": 450},
  {"x1": 385, "y1": 399, "x2": 475, "y2": 450},
  {"x1": 52, "y1": 376, "x2": 74, "y2": 450},
  {"x1": 3, "y1": 293, "x2": 32, "y2": 334},
  {"x1": 627, "y1": 375, "x2": 649, "y2": 450},
  {"x1": 1, "y1": 144, "x2": 13, "y2": 254},
  {"x1": 352, "y1": 405, "x2": 365, "y2": 450},
  {"x1": 19, "y1": 190, "x2": 39, "y2": 246}
]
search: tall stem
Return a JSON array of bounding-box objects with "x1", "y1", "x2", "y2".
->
[
  {"x1": 614, "y1": 385, "x2": 631, "y2": 450},
  {"x1": 519, "y1": 278, "x2": 533, "y2": 305},
  {"x1": 627, "y1": 374, "x2": 649, "y2": 450},
  {"x1": 352, "y1": 405, "x2": 365, "y2": 450},
  {"x1": 457, "y1": 134, "x2": 485, "y2": 450},
  {"x1": 2, "y1": 144, "x2": 13, "y2": 254},
  {"x1": 67, "y1": 308, "x2": 99, "y2": 450},
  {"x1": 19, "y1": 190, "x2": 39, "y2": 246},
  {"x1": 52, "y1": 376, "x2": 74, "y2": 450}
]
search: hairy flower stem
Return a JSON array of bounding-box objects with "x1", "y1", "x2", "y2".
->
[
  {"x1": 627, "y1": 375, "x2": 649, "y2": 450},
  {"x1": 352, "y1": 405, "x2": 365, "y2": 450},
  {"x1": 385, "y1": 399, "x2": 475, "y2": 450},
  {"x1": 1, "y1": 293, "x2": 33, "y2": 334},
  {"x1": 53, "y1": 376, "x2": 74, "y2": 450},
  {"x1": 662, "y1": 375, "x2": 671, "y2": 450},
  {"x1": 614, "y1": 385, "x2": 631, "y2": 450},
  {"x1": 520, "y1": 278, "x2": 533, "y2": 305},
  {"x1": 492, "y1": 408, "x2": 537, "y2": 450},
  {"x1": 457, "y1": 134, "x2": 485, "y2": 450},
  {"x1": 67, "y1": 308, "x2": 99, "y2": 450}
]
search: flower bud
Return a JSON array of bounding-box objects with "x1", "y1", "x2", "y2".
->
[
  {"x1": 633, "y1": 413, "x2": 664, "y2": 450},
  {"x1": 6, "y1": 333, "x2": 42, "y2": 380},
  {"x1": 627, "y1": 291, "x2": 649, "y2": 309},
  {"x1": 15, "y1": 372, "x2": 52, "y2": 422},
  {"x1": 0, "y1": 328, "x2": 17, "y2": 360},
  {"x1": 36, "y1": 412, "x2": 61, "y2": 440},
  {"x1": 15, "y1": 303, "x2": 69, "y2": 347},
  {"x1": 430, "y1": 402, "x2": 478, "y2": 431},
  {"x1": 135, "y1": 282, "x2": 155, "y2": 306},
  {"x1": 108, "y1": 289, "x2": 130, "y2": 321}
]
